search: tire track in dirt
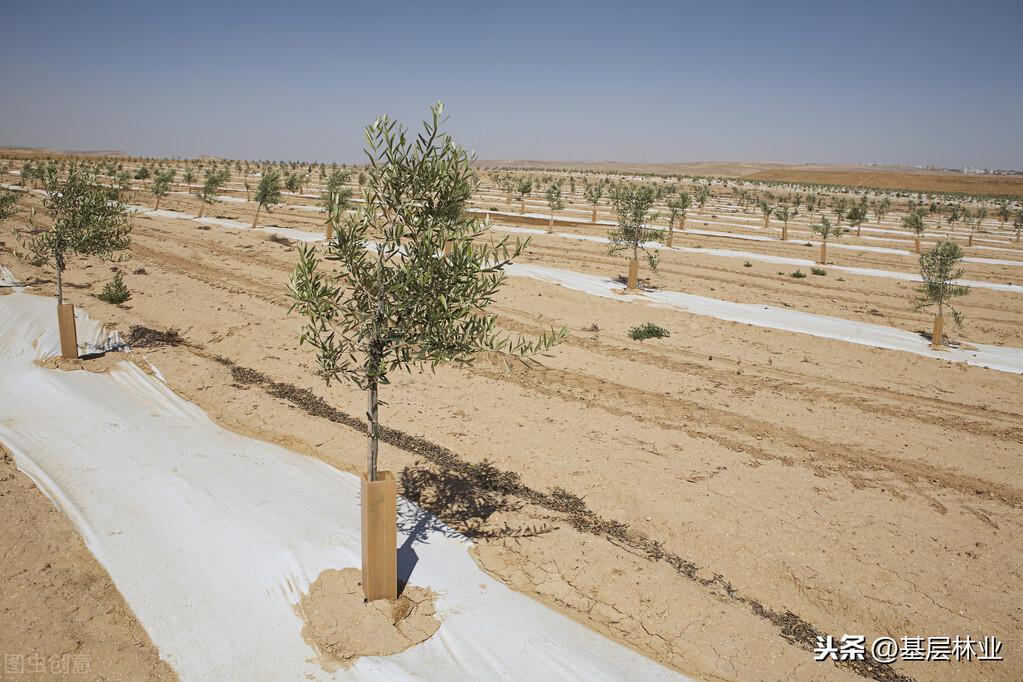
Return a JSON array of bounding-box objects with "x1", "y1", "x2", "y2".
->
[
  {"x1": 468, "y1": 359, "x2": 1023, "y2": 510},
  {"x1": 494, "y1": 309, "x2": 1023, "y2": 441}
]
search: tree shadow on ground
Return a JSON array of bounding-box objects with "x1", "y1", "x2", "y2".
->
[{"x1": 395, "y1": 461, "x2": 556, "y2": 592}]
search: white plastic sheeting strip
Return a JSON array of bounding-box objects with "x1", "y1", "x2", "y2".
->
[
  {"x1": 489, "y1": 226, "x2": 1023, "y2": 294},
  {"x1": 0, "y1": 265, "x2": 21, "y2": 288},
  {"x1": 0, "y1": 292, "x2": 681, "y2": 682},
  {"x1": 127, "y1": 205, "x2": 323, "y2": 243},
  {"x1": 505, "y1": 264, "x2": 1023, "y2": 375}
]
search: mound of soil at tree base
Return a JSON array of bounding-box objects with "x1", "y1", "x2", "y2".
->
[
  {"x1": 297, "y1": 568, "x2": 440, "y2": 671},
  {"x1": 35, "y1": 351, "x2": 159, "y2": 377}
]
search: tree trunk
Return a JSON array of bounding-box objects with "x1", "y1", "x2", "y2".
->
[
  {"x1": 155, "y1": 195, "x2": 161, "y2": 211},
  {"x1": 931, "y1": 314, "x2": 944, "y2": 350},
  {"x1": 55, "y1": 263, "x2": 63, "y2": 305},
  {"x1": 781, "y1": 221, "x2": 788, "y2": 241},
  {"x1": 968, "y1": 231, "x2": 973, "y2": 247},
  {"x1": 915, "y1": 236, "x2": 921, "y2": 253},
  {"x1": 591, "y1": 205, "x2": 597, "y2": 223},
  {"x1": 326, "y1": 220, "x2": 333, "y2": 242},
  {"x1": 366, "y1": 378, "x2": 379, "y2": 481},
  {"x1": 857, "y1": 224, "x2": 862, "y2": 237},
  {"x1": 666, "y1": 222, "x2": 674, "y2": 248},
  {"x1": 252, "y1": 204, "x2": 261, "y2": 229},
  {"x1": 627, "y1": 257, "x2": 639, "y2": 290},
  {"x1": 519, "y1": 198, "x2": 525, "y2": 214},
  {"x1": 818, "y1": 241, "x2": 827, "y2": 265},
  {"x1": 548, "y1": 212, "x2": 554, "y2": 233},
  {"x1": 198, "y1": 200, "x2": 206, "y2": 218}
]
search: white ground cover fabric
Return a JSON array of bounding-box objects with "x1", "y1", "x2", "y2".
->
[
  {"x1": 505, "y1": 264, "x2": 1023, "y2": 375},
  {"x1": 489, "y1": 226, "x2": 1023, "y2": 294},
  {"x1": 0, "y1": 292, "x2": 683, "y2": 681}
]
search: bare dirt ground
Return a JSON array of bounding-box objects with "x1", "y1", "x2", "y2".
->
[
  {"x1": 1, "y1": 177, "x2": 1021, "y2": 681},
  {"x1": 0, "y1": 446, "x2": 175, "y2": 681}
]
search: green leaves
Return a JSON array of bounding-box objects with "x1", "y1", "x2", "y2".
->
[
  {"x1": 288, "y1": 104, "x2": 565, "y2": 391},
  {"x1": 15, "y1": 167, "x2": 132, "y2": 297},
  {"x1": 0, "y1": 190, "x2": 17, "y2": 222},
  {"x1": 255, "y1": 168, "x2": 283, "y2": 211},
  {"x1": 199, "y1": 167, "x2": 228, "y2": 204},
  {"x1": 811, "y1": 215, "x2": 842, "y2": 242},
  {"x1": 545, "y1": 183, "x2": 564, "y2": 212},
  {"x1": 902, "y1": 208, "x2": 927, "y2": 235},
  {"x1": 607, "y1": 184, "x2": 660, "y2": 267},
  {"x1": 914, "y1": 240, "x2": 969, "y2": 326},
  {"x1": 151, "y1": 169, "x2": 174, "y2": 198},
  {"x1": 846, "y1": 203, "x2": 867, "y2": 227}
]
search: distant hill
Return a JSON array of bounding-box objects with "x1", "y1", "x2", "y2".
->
[{"x1": 0, "y1": 147, "x2": 127, "y2": 159}]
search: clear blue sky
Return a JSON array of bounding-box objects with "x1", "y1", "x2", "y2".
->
[{"x1": 1, "y1": 0, "x2": 1020, "y2": 168}]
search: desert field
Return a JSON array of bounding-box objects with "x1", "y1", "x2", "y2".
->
[{"x1": 1, "y1": 155, "x2": 1021, "y2": 681}]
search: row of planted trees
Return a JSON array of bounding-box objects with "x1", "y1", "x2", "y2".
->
[{"x1": 0, "y1": 106, "x2": 989, "y2": 610}]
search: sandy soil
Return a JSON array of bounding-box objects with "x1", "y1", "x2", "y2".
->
[
  {"x1": 297, "y1": 568, "x2": 439, "y2": 671},
  {"x1": 0, "y1": 446, "x2": 175, "y2": 681},
  {"x1": 1, "y1": 177, "x2": 1021, "y2": 682}
]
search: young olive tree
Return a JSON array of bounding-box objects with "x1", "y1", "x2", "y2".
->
[
  {"x1": 995, "y1": 201, "x2": 1010, "y2": 227},
  {"x1": 665, "y1": 192, "x2": 691, "y2": 247},
  {"x1": 696, "y1": 184, "x2": 711, "y2": 208},
  {"x1": 847, "y1": 203, "x2": 868, "y2": 237},
  {"x1": 873, "y1": 197, "x2": 891, "y2": 224},
  {"x1": 773, "y1": 203, "x2": 796, "y2": 241},
  {"x1": 585, "y1": 184, "x2": 603, "y2": 223},
  {"x1": 15, "y1": 168, "x2": 131, "y2": 356},
  {"x1": 150, "y1": 169, "x2": 174, "y2": 210},
  {"x1": 831, "y1": 197, "x2": 848, "y2": 229},
  {"x1": 1014, "y1": 209, "x2": 1023, "y2": 243},
  {"x1": 914, "y1": 240, "x2": 969, "y2": 349},
  {"x1": 288, "y1": 104, "x2": 564, "y2": 483},
  {"x1": 608, "y1": 185, "x2": 659, "y2": 290},
  {"x1": 545, "y1": 183, "x2": 563, "y2": 232},
  {"x1": 253, "y1": 168, "x2": 283, "y2": 228},
  {"x1": 902, "y1": 208, "x2": 927, "y2": 253},
  {"x1": 0, "y1": 190, "x2": 18, "y2": 223},
  {"x1": 197, "y1": 168, "x2": 227, "y2": 218},
  {"x1": 805, "y1": 193, "x2": 819, "y2": 219},
  {"x1": 966, "y1": 207, "x2": 986, "y2": 247},
  {"x1": 115, "y1": 171, "x2": 133, "y2": 201},
  {"x1": 758, "y1": 198, "x2": 772, "y2": 229},
  {"x1": 182, "y1": 168, "x2": 196, "y2": 192},
  {"x1": 516, "y1": 177, "x2": 533, "y2": 213},
  {"x1": 811, "y1": 215, "x2": 842, "y2": 264}
]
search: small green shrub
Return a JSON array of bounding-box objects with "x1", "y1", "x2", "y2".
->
[
  {"x1": 98, "y1": 271, "x2": 130, "y2": 304},
  {"x1": 743, "y1": 261, "x2": 752, "y2": 268},
  {"x1": 811, "y1": 267, "x2": 827, "y2": 276},
  {"x1": 790, "y1": 270, "x2": 807, "y2": 279},
  {"x1": 629, "y1": 322, "x2": 670, "y2": 341}
]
